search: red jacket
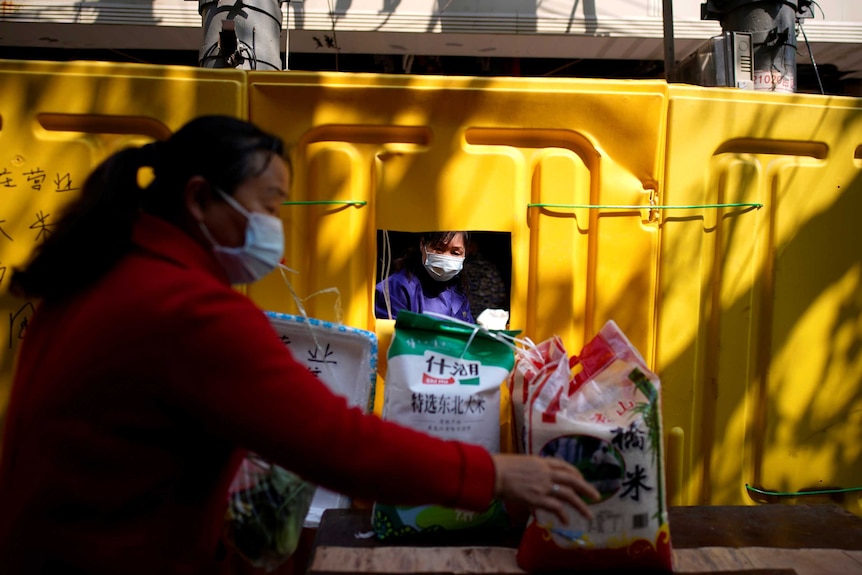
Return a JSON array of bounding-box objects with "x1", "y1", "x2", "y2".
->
[{"x1": 0, "y1": 214, "x2": 495, "y2": 575}]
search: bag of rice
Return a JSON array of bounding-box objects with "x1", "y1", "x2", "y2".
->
[
  {"x1": 507, "y1": 335, "x2": 568, "y2": 454},
  {"x1": 371, "y1": 310, "x2": 519, "y2": 540},
  {"x1": 516, "y1": 320, "x2": 673, "y2": 572}
]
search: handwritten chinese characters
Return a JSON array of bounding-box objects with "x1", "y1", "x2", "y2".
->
[
  {"x1": 0, "y1": 165, "x2": 81, "y2": 253},
  {"x1": 267, "y1": 313, "x2": 376, "y2": 414},
  {"x1": 7, "y1": 302, "x2": 34, "y2": 350},
  {"x1": 0, "y1": 163, "x2": 82, "y2": 341},
  {"x1": 0, "y1": 166, "x2": 79, "y2": 194},
  {"x1": 305, "y1": 342, "x2": 337, "y2": 376}
]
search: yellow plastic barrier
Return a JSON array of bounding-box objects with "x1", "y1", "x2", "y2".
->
[
  {"x1": 246, "y1": 73, "x2": 669, "y2": 464},
  {"x1": 3, "y1": 60, "x2": 860, "y2": 516},
  {"x1": 658, "y1": 84, "x2": 862, "y2": 512},
  {"x1": 247, "y1": 71, "x2": 667, "y2": 360},
  {"x1": 0, "y1": 59, "x2": 247, "y2": 430}
]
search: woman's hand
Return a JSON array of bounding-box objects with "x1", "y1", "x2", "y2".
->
[{"x1": 491, "y1": 454, "x2": 601, "y2": 524}]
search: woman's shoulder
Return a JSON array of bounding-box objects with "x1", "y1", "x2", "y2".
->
[
  {"x1": 376, "y1": 267, "x2": 417, "y2": 289},
  {"x1": 112, "y1": 250, "x2": 258, "y2": 326}
]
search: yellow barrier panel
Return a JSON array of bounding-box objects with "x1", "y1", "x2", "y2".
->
[
  {"x1": 0, "y1": 59, "x2": 247, "y2": 431},
  {"x1": 247, "y1": 72, "x2": 667, "y2": 366},
  {"x1": 9, "y1": 62, "x2": 859, "y2": 517},
  {"x1": 659, "y1": 84, "x2": 862, "y2": 514},
  {"x1": 246, "y1": 73, "x2": 668, "y2": 453}
]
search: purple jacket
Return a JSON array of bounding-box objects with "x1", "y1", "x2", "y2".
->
[{"x1": 375, "y1": 267, "x2": 473, "y2": 323}]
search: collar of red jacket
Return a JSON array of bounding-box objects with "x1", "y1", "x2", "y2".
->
[{"x1": 132, "y1": 212, "x2": 230, "y2": 285}]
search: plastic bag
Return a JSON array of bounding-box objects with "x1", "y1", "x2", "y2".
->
[
  {"x1": 223, "y1": 452, "x2": 317, "y2": 572},
  {"x1": 515, "y1": 320, "x2": 673, "y2": 573},
  {"x1": 508, "y1": 334, "x2": 569, "y2": 454}
]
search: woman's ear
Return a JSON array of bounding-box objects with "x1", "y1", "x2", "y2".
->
[{"x1": 183, "y1": 176, "x2": 211, "y2": 223}]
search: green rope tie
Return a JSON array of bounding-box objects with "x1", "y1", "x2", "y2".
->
[
  {"x1": 281, "y1": 200, "x2": 367, "y2": 206},
  {"x1": 745, "y1": 483, "x2": 862, "y2": 497},
  {"x1": 527, "y1": 202, "x2": 763, "y2": 210},
  {"x1": 280, "y1": 201, "x2": 761, "y2": 210}
]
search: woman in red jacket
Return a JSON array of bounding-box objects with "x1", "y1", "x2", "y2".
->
[{"x1": 0, "y1": 115, "x2": 598, "y2": 575}]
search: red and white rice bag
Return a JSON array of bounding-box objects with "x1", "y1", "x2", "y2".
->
[{"x1": 514, "y1": 320, "x2": 673, "y2": 572}]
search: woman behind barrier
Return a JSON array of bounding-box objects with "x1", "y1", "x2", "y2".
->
[
  {"x1": 375, "y1": 231, "x2": 473, "y2": 322},
  {"x1": 0, "y1": 116, "x2": 599, "y2": 575}
]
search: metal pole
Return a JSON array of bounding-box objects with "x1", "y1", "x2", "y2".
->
[
  {"x1": 284, "y1": 0, "x2": 290, "y2": 71},
  {"x1": 702, "y1": 0, "x2": 813, "y2": 93},
  {"x1": 197, "y1": 0, "x2": 286, "y2": 70},
  {"x1": 662, "y1": 0, "x2": 676, "y2": 83}
]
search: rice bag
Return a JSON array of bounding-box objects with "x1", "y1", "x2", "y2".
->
[
  {"x1": 371, "y1": 310, "x2": 519, "y2": 540},
  {"x1": 516, "y1": 320, "x2": 673, "y2": 572},
  {"x1": 507, "y1": 334, "x2": 569, "y2": 454}
]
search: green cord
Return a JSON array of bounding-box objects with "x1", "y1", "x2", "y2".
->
[
  {"x1": 527, "y1": 202, "x2": 763, "y2": 210},
  {"x1": 280, "y1": 201, "x2": 761, "y2": 210},
  {"x1": 745, "y1": 483, "x2": 862, "y2": 497},
  {"x1": 281, "y1": 200, "x2": 367, "y2": 206}
]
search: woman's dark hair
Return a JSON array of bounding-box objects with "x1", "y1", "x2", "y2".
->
[{"x1": 11, "y1": 115, "x2": 284, "y2": 301}]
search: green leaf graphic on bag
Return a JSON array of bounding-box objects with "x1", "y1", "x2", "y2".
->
[{"x1": 372, "y1": 311, "x2": 519, "y2": 540}]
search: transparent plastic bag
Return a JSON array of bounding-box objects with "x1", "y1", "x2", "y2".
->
[{"x1": 224, "y1": 452, "x2": 317, "y2": 572}]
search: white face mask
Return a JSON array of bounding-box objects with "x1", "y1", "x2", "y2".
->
[
  {"x1": 199, "y1": 189, "x2": 284, "y2": 284},
  {"x1": 423, "y1": 251, "x2": 464, "y2": 282}
]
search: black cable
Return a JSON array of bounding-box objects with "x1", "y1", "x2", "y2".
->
[
  {"x1": 199, "y1": 42, "x2": 221, "y2": 67},
  {"x1": 798, "y1": 20, "x2": 825, "y2": 94},
  {"x1": 810, "y1": 0, "x2": 825, "y2": 19},
  {"x1": 251, "y1": 28, "x2": 257, "y2": 71}
]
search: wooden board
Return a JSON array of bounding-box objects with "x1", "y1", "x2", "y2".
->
[{"x1": 306, "y1": 506, "x2": 862, "y2": 575}]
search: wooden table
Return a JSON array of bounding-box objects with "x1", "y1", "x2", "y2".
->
[{"x1": 306, "y1": 505, "x2": 862, "y2": 575}]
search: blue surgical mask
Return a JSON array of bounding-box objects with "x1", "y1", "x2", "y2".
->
[
  {"x1": 199, "y1": 189, "x2": 284, "y2": 284},
  {"x1": 423, "y1": 252, "x2": 464, "y2": 282}
]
